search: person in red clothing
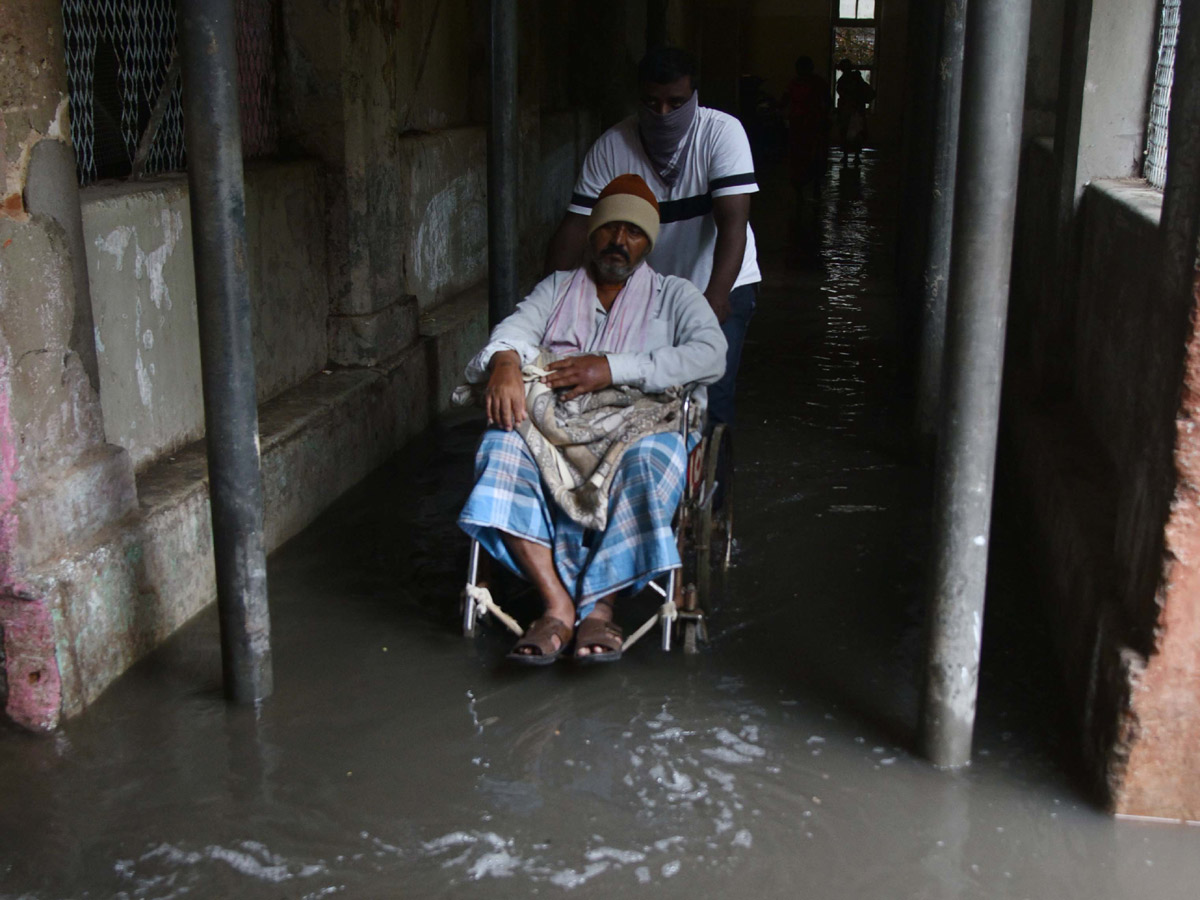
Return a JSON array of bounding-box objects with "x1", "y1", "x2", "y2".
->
[{"x1": 785, "y1": 56, "x2": 832, "y2": 201}]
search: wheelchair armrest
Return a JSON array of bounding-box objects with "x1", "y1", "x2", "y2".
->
[{"x1": 680, "y1": 384, "x2": 706, "y2": 438}]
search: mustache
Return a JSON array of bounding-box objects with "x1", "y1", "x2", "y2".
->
[{"x1": 599, "y1": 244, "x2": 630, "y2": 261}]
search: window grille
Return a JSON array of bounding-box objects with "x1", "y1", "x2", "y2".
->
[
  {"x1": 236, "y1": 0, "x2": 279, "y2": 160},
  {"x1": 1144, "y1": 0, "x2": 1180, "y2": 190},
  {"x1": 62, "y1": 0, "x2": 279, "y2": 186}
]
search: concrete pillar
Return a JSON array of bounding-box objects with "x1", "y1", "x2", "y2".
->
[
  {"x1": 1053, "y1": 0, "x2": 1160, "y2": 216},
  {"x1": 1, "y1": 0, "x2": 139, "y2": 731},
  {"x1": 277, "y1": 3, "x2": 418, "y2": 368},
  {"x1": 1037, "y1": 0, "x2": 1160, "y2": 388}
]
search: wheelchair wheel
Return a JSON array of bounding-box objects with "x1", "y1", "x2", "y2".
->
[
  {"x1": 696, "y1": 424, "x2": 734, "y2": 611},
  {"x1": 683, "y1": 619, "x2": 702, "y2": 655},
  {"x1": 712, "y1": 425, "x2": 734, "y2": 571}
]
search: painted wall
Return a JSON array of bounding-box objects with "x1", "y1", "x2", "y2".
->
[{"x1": 81, "y1": 162, "x2": 329, "y2": 470}]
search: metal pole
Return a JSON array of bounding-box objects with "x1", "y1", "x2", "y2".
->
[
  {"x1": 919, "y1": 0, "x2": 1032, "y2": 768},
  {"x1": 915, "y1": 0, "x2": 969, "y2": 438},
  {"x1": 177, "y1": 0, "x2": 273, "y2": 704},
  {"x1": 488, "y1": 0, "x2": 519, "y2": 327}
]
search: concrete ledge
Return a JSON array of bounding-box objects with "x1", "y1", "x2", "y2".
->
[
  {"x1": 81, "y1": 159, "x2": 330, "y2": 469},
  {"x1": 419, "y1": 282, "x2": 488, "y2": 415},
  {"x1": 327, "y1": 295, "x2": 420, "y2": 366},
  {"x1": 14, "y1": 444, "x2": 136, "y2": 572},
  {"x1": 139, "y1": 335, "x2": 432, "y2": 559},
  {"x1": 5, "y1": 341, "x2": 431, "y2": 731}
]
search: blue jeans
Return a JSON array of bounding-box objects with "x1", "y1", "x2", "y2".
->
[{"x1": 706, "y1": 282, "x2": 759, "y2": 426}]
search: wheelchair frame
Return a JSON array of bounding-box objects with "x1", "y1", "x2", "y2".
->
[{"x1": 460, "y1": 389, "x2": 734, "y2": 655}]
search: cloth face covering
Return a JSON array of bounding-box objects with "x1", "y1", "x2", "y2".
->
[{"x1": 638, "y1": 90, "x2": 698, "y2": 187}]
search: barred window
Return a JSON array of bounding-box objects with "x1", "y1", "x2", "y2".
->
[
  {"x1": 63, "y1": 0, "x2": 279, "y2": 186},
  {"x1": 1144, "y1": 0, "x2": 1180, "y2": 190}
]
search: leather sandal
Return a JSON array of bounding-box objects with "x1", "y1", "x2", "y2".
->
[
  {"x1": 574, "y1": 617, "x2": 623, "y2": 665},
  {"x1": 506, "y1": 616, "x2": 573, "y2": 666}
]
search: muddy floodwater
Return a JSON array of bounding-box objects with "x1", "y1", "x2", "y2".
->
[{"x1": 3, "y1": 158, "x2": 1199, "y2": 899}]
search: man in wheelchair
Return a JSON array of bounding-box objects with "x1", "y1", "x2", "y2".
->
[{"x1": 457, "y1": 174, "x2": 727, "y2": 665}]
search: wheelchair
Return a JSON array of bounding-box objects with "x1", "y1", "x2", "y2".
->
[{"x1": 460, "y1": 388, "x2": 734, "y2": 655}]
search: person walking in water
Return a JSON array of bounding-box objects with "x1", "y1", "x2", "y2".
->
[
  {"x1": 785, "y1": 55, "x2": 831, "y2": 201},
  {"x1": 835, "y1": 59, "x2": 874, "y2": 167}
]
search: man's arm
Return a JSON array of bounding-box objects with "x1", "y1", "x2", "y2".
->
[
  {"x1": 705, "y1": 193, "x2": 751, "y2": 324},
  {"x1": 544, "y1": 211, "x2": 590, "y2": 275},
  {"x1": 484, "y1": 350, "x2": 527, "y2": 431},
  {"x1": 463, "y1": 274, "x2": 559, "y2": 383},
  {"x1": 606, "y1": 279, "x2": 728, "y2": 393}
]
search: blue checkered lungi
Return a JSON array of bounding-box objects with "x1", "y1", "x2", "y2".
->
[{"x1": 458, "y1": 429, "x2": 688, "y2": 620}]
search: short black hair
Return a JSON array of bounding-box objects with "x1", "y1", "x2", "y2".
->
[
  {"x1": 795, "y1": 55, "x2": 814, "y2": 76},
  {"x1": 637, "y1": 46, "x2": 698, "y2": 88}
]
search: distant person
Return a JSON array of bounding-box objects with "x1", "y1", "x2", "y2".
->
[
  {"x1": 785, "y1": 56, "x2": 832, "y2": 200},
  {"x1": 545, "y1": 46, "x2": 760, "y2": 428},
  {"x1": 835, "y1": 59, "x2": 874, "y2": 167}
]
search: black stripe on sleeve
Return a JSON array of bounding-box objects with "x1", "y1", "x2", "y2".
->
[
  {"x1": 658, "y1": 193, "x2": 714, "y2": 224},
  {"x1": 709, "y1": 172, "x2": 757, "y2": 191},
  {"x1": 570, "y1": 192, "x2": 598, "y2": 209}
]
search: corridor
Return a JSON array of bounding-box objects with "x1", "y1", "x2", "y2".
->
[{"x1": 2, "y1": 157, "x2": 1198, "y2": 899}]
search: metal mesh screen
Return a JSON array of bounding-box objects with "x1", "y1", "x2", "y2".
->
[
  {"x1": 63, "y1": 0, "x2": 185, "y2": 185},
  {"x1": 63, "y1": 0, "x2": 278, "y2": 186},
  {"x1": 1145, "y1": 0, "x2": 1180, "y2": 190},
  {"x1": 236, "y1": 0, "x2": 279, "y2": 159}
]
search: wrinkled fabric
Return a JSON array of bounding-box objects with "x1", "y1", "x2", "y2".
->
[
  {"x1": 458, "y1": 429, "x2": 689, "y2": 618},
  {"x1": 542, "y1": 264, "x2": 657, "y2": 357},
  {"x1": 462, "y1": 270, "x2": 726, "y2": 401},
  {"x1": 455, "y1": 350, "x2": 691, "y2": 531},
  {"x1": 517, "y1": 352, "x2": 690, "y2": 530},
  {"x1": 638, "y1": 90, "x2": 698, "y2": 186}
]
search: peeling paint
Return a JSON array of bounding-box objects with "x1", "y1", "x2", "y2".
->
[
  {"x1": 0, "y1": 358, "x2": 18, "y2": 587},
  {"x1": 94, "y1": 226, "x2": 134, "y2": 271},
  {"x1": 135, "y1": 210, "x2": 184, "y2": 311}
]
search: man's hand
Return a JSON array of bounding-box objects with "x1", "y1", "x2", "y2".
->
[
  {"x1": 485, "y1": 350, "x2": 527, "y2": 430},
  {"x1": 541, "y1": 355, "x2": 612, "y2": 400},
  {"x1": 706, "y1": 289, "x2": 732, "y2": 325},
  {"x1": 705, "y1": 193, "x2": 750, "y2": 326}
]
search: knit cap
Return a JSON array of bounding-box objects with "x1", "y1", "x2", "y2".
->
[{"x1": 588, "y1": 174, "x2": 661, "y2": 248}]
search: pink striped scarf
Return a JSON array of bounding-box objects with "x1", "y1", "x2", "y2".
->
[{"x1": 541, "y1": 264, "x2": 657, "y2": 356}]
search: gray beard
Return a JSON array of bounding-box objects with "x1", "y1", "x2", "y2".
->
[{"x1": 588, "y1": 248, "x2": 642, "y2": 284}]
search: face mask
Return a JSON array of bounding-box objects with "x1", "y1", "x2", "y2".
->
[{"x1": 638, "y1": 90, "x2": 699, "y2": 187}]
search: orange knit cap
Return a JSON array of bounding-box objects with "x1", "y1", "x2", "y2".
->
[{"x1": 588, "y1": 174, "x2": 661, "y2": 247}]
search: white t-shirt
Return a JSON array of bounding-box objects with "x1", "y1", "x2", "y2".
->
[{"x1": 567, "y1": 107, "x2": 761, "y2": 292}]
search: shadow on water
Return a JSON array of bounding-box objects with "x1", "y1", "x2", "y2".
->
[{"x1": 2, "y1": 153, "x2": 1199, "y2": 899}]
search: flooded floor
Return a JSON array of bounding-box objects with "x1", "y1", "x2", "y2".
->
[{"x1": 4, "y1": 156, "x2": 1199, "y2": 899}]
